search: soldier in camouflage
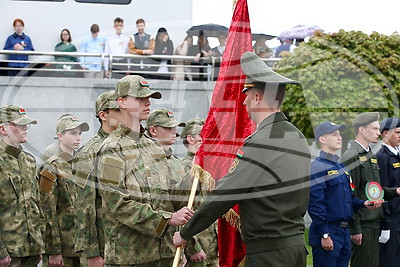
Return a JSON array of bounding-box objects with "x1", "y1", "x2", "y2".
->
[
  {"x1": 0, "y1": 105, "x2": 45, "y2": 267},
  {"x1": 181, "y1": 118, "x2": 219, "y2": 267},
  {"x1": 96, "y1": 75, "x2": 194, "y2": 266},
  {"x1": 39, "y1": 115, "x2": 90, "y2": 267},
  {"x1": 72, "y1": 91, "x2": 121, "y2": 267}
]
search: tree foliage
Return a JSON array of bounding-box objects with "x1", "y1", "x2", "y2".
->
[{"x1": 275, "y1": 30, "x2": 400, "y2": 140}]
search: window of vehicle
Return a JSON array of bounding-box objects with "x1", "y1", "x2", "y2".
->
[{"x1": 74, "y1": 0, "x2": 131, "y2": 4}]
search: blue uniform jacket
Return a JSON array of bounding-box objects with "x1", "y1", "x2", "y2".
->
[
  {"x1": 3, "y1": 33, "x2": 34, "y2": 68},
  {"x1": 309, "y1": 150, "x2": 365, "y2": 243},
  {"x1": 376, "y1": 145, "x2": 400, "y2": 229}
]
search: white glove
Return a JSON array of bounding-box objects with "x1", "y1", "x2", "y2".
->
[{"x1": 379, "y1": 230, "x2": 390, "y2": 243}]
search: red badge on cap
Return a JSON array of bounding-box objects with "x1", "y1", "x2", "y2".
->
[
  {"x1": 167, "y1": 111, "x2": 174, "y2": 117},
  {"x1": 139, "y1": 81, "x2": 149, "y2": 87},
  {"x1": 71, "y1": 117, "x2": 79, "y2": 121},
  {"x1": 18, "y1": 109, "x2": 26, "y2": 114}
]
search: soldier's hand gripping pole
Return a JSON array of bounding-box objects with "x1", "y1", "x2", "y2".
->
[{"x1": 172, "y1": 174, "x2": 199, "y2": 267}]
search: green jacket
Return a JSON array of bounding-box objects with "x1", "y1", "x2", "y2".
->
[
  {"x1": 180, "y1": 112, "x2": 311, "y2": 254},
  {"x1": 97, "y1": 123, "x2": 177, "y2": 265},
  {"x1": 39, "y1": 147, "x2": 78, "y2": 257},
  {"x1": 0, "y1": 140, "x2": 45, "y2": 259},
  {"x1": 72, "y1": 128, "x2": 108, "y2": 258},
  {"x1": 340, "y1": 140, "x2": 398, "y2": 234}
]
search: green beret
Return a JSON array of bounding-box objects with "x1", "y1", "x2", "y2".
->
[
  {"x1": 352, "y1": 112, "x2": 380, "y2": 127},
  {"x1": 146, "y1": 109, "x2": 185, "y2": 128},
  {"x1": 115, "y1": 75, "x2": 162, "y2": 99},
  {"x1": 240, "y1": 51, "x2": 299, "y2": 92}
]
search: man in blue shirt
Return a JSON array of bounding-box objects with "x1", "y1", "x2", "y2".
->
[
  {"x1": 308, "y1": 121, "x2": 379, "y2": 267},
  {"x1": 80, "y1": 24, "x2": 106, "y2": 79},
  {"x1": 3, "y1": 18, "x2": 34, "y2": 76}
]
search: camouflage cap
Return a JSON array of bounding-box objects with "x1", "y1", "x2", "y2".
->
[
  {"x1": 95, "y1": 91, "x2": 119, "y2": 115},
  {"x1": 56, "y1": 115, "x2": 90, "y2": 134},
  {"x1": 352, "y1": 112, "x2": 380, "y2": 127},
  {"x1": 146, "y1": 109, "x2": 185, "y2": 128},
  {"x1": 181, "y1": 118, "x2": 205, "y2": 138},
  {"x1": 0, "y1": 105, "x2": 37, "y2": 125},
  {"x1": 240, "y1": 51, "x2": 299, "y2": 93},
  {"x1": 115, "y1": 75, "x2": 162, "y2": 99}
]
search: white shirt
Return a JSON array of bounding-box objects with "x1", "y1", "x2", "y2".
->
[
  {"x1": 383, "y1": 143, "x2": 399, "y2": 155},
  {"x1": 104, "y1": 33, "x2": 129, "y2": 70},
  {"x1": 355, "y1": 140, "x2": 370, "y2": 152}
]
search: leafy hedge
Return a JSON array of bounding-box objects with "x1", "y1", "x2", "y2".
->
[{"x1": 275, "y1": 30, "x2": 400, "y2": 141}]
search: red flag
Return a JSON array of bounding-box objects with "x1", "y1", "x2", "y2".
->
[{"x1": 194, "y1": 0, "x2": 254, "y2": 265}]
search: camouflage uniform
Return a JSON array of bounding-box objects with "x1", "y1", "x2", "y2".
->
[
  {"x1": 181, "y1": 119, "x2": 219, "y2": 267},
  {"x1": 72, "y1": 91, "x2": 119, "y2": 259},
  {"x1": 0, "y1": 105, "x2": 45, "y2": 266},
  {"x1": 96, "y1": 75, "x2": 177, "y2": 266},
  {"x1": 39, "y1": 116, "x2": 89, "y2": 266}
]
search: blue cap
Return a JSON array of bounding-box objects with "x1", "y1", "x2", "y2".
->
[
  {"x1": 314, "y1": 121, "x2": 347, "y2": 142},
  {"x1": 380, "y1": 117, "x2": 400, "y2": 132}
]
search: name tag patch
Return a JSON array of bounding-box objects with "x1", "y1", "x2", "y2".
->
[
  {"x1": 328, "y1": 170, "x2": 339, "y2": 176},
  {"x1": 359, "y1": 156, "x2": 367, "y2": 162},
  {"x1": 393, "y1": 163, "x2": 400, "y2": 168},
  {"x1": 371, "y1": 158, "x2": 378, "y2": 164}
]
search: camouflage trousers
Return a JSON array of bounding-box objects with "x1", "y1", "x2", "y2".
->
[
  {"x1": 105, "y1": 258, "x2": 173, "y2": 267},
  {"x1": 9, "y1": 255, "x2": 41, "y2": 267},
  {"x1": 42, "y1": 255, "x2": 86, "y2": 267},
  {"x1": 186, "y1": 257, "x2": 219, "y2": 267}
]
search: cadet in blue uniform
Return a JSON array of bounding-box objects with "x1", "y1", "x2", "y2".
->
[
  {"x1": 309, "y1": 121, "x2": 377, "y2": 267},
  {"x1": 376, "y1": 117, "x2": 400, "y2": 267}
]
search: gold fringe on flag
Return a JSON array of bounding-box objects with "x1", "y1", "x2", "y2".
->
[
  {"x1": 190, "y1": 164, "x2": 216, "y2": 191},
  {"x1": 222, "y1": 208, "x2": 242, "y2": 232}
]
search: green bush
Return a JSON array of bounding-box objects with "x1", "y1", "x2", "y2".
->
[{"x1": 275, "y1": 30, "x2": 400, "y2": 141}]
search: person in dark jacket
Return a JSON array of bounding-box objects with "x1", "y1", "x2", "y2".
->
[
  {"x1": 3, "y1": 18, "x2": 34, "y2": 76},
  {"x1": 154, "y1": 27, "x2": 174, "y2": 79},
  {"x1": 340, "y1": 112, "x2": 400, "y2": 267},
  {"x1": 309, "y1": 121, "x2": 378, "y2": 267},
  {"x1": 173, "y1": 51, "x2": 311, "y2": 267},
  {"x1": 376, "y1": 117, "x2": 400, "y2": 267}
]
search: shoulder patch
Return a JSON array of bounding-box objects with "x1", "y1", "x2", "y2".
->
[{"x1": 100, "y1": 156, "x2": 124, "y2": 186}]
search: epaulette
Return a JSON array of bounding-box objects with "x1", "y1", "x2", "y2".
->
[{"x1": 23, "y1": 151, "x2": 37, "y2": 164}]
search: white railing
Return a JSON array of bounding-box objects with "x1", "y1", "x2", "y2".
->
[{"x1": 0, "y1": 50, "x2": 280, "y2": 80}]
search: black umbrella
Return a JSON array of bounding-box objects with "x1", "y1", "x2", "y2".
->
[
  {"x1": 186, "y1": 23, "x2": 228, "y2": 37},
  {"x1": 252, "y1": 33, "x2": 276, "y2": 41}
]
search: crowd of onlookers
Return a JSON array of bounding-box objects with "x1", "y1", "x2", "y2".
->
[{"x1": 1, "y1": 17, "x2": 295, "y2": 80}]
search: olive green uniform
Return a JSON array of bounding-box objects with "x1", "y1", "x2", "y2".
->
[
  {"x1": 180, "y1": 112, "x2": 310, "y2": 267},
  {"x1": 340, "y1": 140, "x2": 398, "y2": 267},
  {"x1": 72, "y1": 128, "x2": 108, "y2": 259},
  {"x1": 0, "y1": 140, "x2": 45, "y2": 266},
  {"x1": 97, "y1": 123, "x2": 178, "y2": 266},
  {"x1": 39, "y1": 147, "x2": 82, "y2": 266}
]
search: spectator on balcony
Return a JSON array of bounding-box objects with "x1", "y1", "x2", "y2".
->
[
  {"x1": 128, "y1": 18, "x2": 155, "y2": 77},
  {"x1": 3, "y1": 18, "x2": 34, "y2": 76},
  {"x1": 173, "y1": 35, "x2": 193, "y2": 81},
  {"x1": 187, "y1": 31, "x2": 211, "y2": 81},
  {"x1": 104, "y1": 17, "x2": 129, "y2": 79},
  {"x1": 253, "y1": 36, "x2": 273, "y2": 58},
  {"x1": 54, "y1": 29, "x2": 78, "y2": 77},
  {"x1": 274, "y1": 39, "x2": 296, "y2": 58},
  {"x1": 79, "y1": 24, "x2": 106, "y2": 79},
  {"x1": 211, "y1": 32, "x2": 227, "y2": 80},
  {"x1": 154, "y1": 27, "x2": 174, "y2": 79}
]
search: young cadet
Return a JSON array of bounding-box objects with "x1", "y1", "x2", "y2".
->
[
  {"x1": 96, "y1": 75, "x2": 194, "y2": 266},
  {"x1": 180, "y1": 118, "x2": 219, "y2": 267},
  {"x1": 376, "y1": 117, "x2": 400, "y2": 267},
  {"x1": 340, "y1": 112, "x2": 400, "y2": 267},
  {"x1": 72, "y1": 91, "x2": 121, "y2": 267},
  {"x1": 39, "y1": 115, "x2": 89, "y2": 267},
  {"x1": 308, "y1": 121, "x2": 380, "y2": 267},
  {"x1": 0, "y1": 105, "x2": 44, "y2": 266},
  {"x1": 173, "y1": 52, "x2": 311, "y2": 267}
]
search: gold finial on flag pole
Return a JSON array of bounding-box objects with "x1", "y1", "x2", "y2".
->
[{"x1": 232, "y1": 0, "x2": 238, "y2": 10}]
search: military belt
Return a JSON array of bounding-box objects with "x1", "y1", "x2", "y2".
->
[
  {"x1": 245, "y1": 234, "x2": 305, "y2": 254},
  {"x1": 328, "y1": 221, "x2": 348, "y2": 228}
]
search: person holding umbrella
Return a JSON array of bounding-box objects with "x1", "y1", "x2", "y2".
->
[{"x1": 187, "y1": 31, "x2": 211, "y2": 81}]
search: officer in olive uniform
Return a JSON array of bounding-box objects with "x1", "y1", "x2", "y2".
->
[
  {"x1": 309, "y1": 121, "x2": 376, "y2": 267},
  {"x1": 180, "y1": 118, "x2": 219, "y2": 267},
  {"x1": 340, "y1": 112, "x2": 400, "y2": 267},
  {"x1": 72, "y1": 91, "x2": 121, "y2": 267},
  {"x1": 0, "y1": 105, "x2": 45, "y2": 267},
  {"x1": 96, "y1": 75, "x2": 194, "y2": 266},
  {"x1": 39, "y1": 116, "x2": 90, "y2": 267},
  {"x1": 173, "y1": 51, "x2": 311, "y2": 267},
  {"x1": 376, "y1": 117, "x2": 400, "y2": 267}
]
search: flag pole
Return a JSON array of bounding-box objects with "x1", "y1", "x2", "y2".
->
[{"x1": 172, "y1": 174, "x2": 199, "y2": 267}]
